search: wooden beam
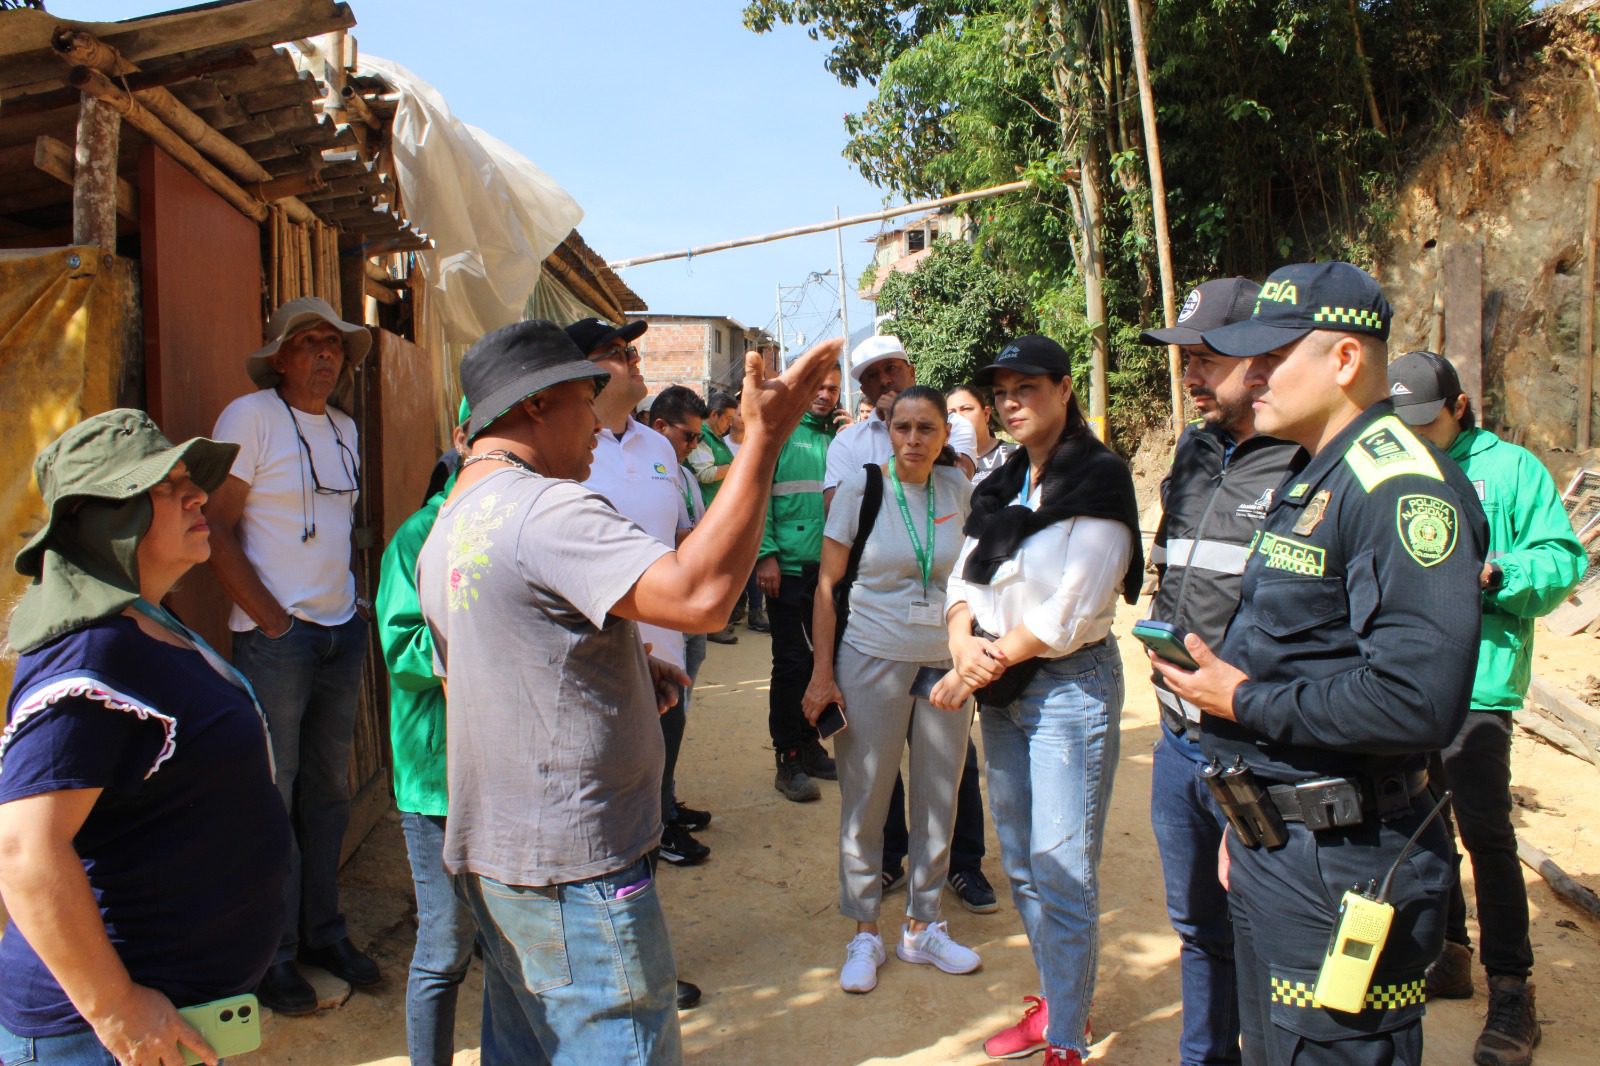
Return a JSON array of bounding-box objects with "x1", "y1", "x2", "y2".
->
[
  {"x1": 544, "y1": 251, "x2": 626, "y2": 324},
  {"x1": 0, "y1": 0, "x2": 355, "y2": 95},
  {"x1": 69, "y1": 66, "x2": 268, "y2": 224},
  {"x1": 1518, "y1": 838, "x2": 1600, "y2": 922},
  {"x1": 34, "y1": 134, "x2": 136, "y2": 221},
  {"x1": 248, "y1": 171, "x2": 325, "y2": 201},
  {"x1": 238, "y1": 73, "x2": 325, "y2": 115},
  {"x1": 364, "y1": 275, "x2": 399, "y2": 305},
  {"x1": 71, "y1": 93, "x2": 120, "y2": 249}
]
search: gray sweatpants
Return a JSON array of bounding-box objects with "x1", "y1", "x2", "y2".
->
[{"x1": 834, "y1": 641, "x2": 974, "y2": 924}]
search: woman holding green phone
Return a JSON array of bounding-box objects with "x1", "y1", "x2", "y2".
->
[
  {"x1": 803, "y1": 386, "x2": 978, "y2": 995},
  {"x1": 0, "y1": 411, "x2": 290, "y2": 1066},
  {"x1": 933, "y1": 337, "x2": 1142, "y2": 1066}
]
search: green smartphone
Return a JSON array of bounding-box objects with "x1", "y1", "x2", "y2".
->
[
  {"x1": 1132, "y1": 619, "x2": 1201, "y2": 670},
  {"x1": 179, "y1": 992, "x2": 262, "y2": 1064}
]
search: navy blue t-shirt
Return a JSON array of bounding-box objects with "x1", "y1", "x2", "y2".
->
[{"x1": 0, "y1": 616, "x2": 290, "y2": 1037}]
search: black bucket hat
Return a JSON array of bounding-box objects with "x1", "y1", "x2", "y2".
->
[{"x1": 461, "y1": 320, "x2": 610, "y2": 441}]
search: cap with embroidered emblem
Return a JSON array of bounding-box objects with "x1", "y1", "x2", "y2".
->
[
  {"x1": 1385, "y1": 350, "x2": 1463, "y2": 426},
  {"x1": 1202, "y1": 262, "x2": 1392, "y2": 358},
  {"x1": 972, "y1": 335, "x2": 1073, "y2": 385},
  {"x1": 1139, "y1": 277, "x2": 1260, "y2": 347}
]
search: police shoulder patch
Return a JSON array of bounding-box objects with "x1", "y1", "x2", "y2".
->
[
  {"x1": 1342, "y1": 415, "x2": 1442, "y2": 492},
  {"x1": 1396, "y1": 494, "x2": 1458, "y2": 567}
]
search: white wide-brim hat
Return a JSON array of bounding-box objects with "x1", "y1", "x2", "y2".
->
[{"x1": 245, "y1": 296, "x2": 372, "y2": 388}]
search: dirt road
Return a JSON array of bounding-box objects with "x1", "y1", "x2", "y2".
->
[{"x1": 262, "y1": 601, "x2": 1600, "y2": 1064}]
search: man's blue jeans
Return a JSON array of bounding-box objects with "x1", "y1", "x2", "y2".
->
[
  {"x1": 232, "y1": 614, "x2": 368, "y2": 963},
  {"x1": 0, "y1": 1021, "x2": 227, "y2": 1065},
  {"x1": 456, "y1": 856, "x2": 681, "y2": 1065},
  {"x1": 980, "y1": 640, "x2": 1123, "y2": 1055},
  {"x1": 1151, "y1": 721, "x2": 1241, "y2": 1065},
  {"x1": 400, "y1": 812, "x2": 478, "y2": 1066}
]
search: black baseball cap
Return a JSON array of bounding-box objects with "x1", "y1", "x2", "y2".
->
[
  {"x1": 1202, "y1": 261, "x2": 1392, "y2": 358},
  {"x1": 1138, "y1": 277, "x2": 1260, "y2": 347},
  {"x1": 460, "y1": 320, "x2": 610, "y2": 441},
  {"x1": 1387, "y1": 350, "x2": 1463, "y2": 426},
  {"x1": 973, "y1": 335, "x2": 1072, "y2": 385},
  {"x1": 564, "y1": 317, "x2": 647, "y2": 356}
]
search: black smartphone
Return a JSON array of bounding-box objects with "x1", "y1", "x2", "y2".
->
[
  {"x1": 817, "y1": 702, "x2": 847, "y2": 739},
  {"x1": 908, "y1": 665, "x2": 945, "y2": 700},
  {"x1": 1132, "y1": 619, "x2": 1201, "y2": 670}
]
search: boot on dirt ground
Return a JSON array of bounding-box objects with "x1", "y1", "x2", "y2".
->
[
  {"x1": 799, "y1": 736, "x2": 837, "y2": 780},
  {"x1": 1474, "y1": 975, "x2": 1541, "y2": 1066},
  {"x1": 774, "y1": 747, "x2": 821, "y2": 802},
  {"x1": 1426, "y1": 940, "x2": 1475, "y2": 999}
]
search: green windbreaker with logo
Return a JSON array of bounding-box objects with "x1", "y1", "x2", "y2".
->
[
  {"x1": 758, "y1": 410, "x2": 835, "y2": 575},
  {"x1": 1449, "y1": 427, "x2": 1588, "y2": 712}
]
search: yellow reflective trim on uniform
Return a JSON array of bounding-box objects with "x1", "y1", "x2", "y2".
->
[
  {"x1": 1341, "y1": 415, "x2": 1442, "y2": 492},
  {"x1": 1363, "y1": 979, "x2": 1426, "y2": 1010},
  {"x1": 1270, "y1": 977, "x2": 1316, "y2": 1007}
]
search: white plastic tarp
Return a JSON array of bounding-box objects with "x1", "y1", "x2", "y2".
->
[{"x1": 361, "y1": 56, "x2": 585, "y2": 348}]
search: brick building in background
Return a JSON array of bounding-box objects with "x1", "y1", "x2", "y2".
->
[{"x1": 633, "y1": 313, "x2": 774, "y2": 400}]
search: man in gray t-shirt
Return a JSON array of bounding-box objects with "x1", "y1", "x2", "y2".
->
[{"x1": 416, "y1": 319, "x2": 841, "y2": 1065}]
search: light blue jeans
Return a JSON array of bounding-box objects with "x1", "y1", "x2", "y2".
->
[
  {"x1": 980, "y1": 639, "x2": 1123, "y2": 1055},
  {"x1": 0, "y1": 1020, "x2": 226, "y2": 1065},
  {"x1": 456, "y1": 856, "x2": 681, "y2": 1066},
  {"x1": 400, "y1": 812, "x2": 478, "y2": 1066}
]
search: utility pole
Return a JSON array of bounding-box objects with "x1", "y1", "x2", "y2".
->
[
  {"x1": 835, "y1": 206, "x2": 855, "y2": 413},
  {"x1": 775, "y1": 282, "x2": 786, "y2": 368}
]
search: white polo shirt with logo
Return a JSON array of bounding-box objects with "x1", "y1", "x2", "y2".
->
[{"x1": 584, "y1": 419, "x2": 693, "y2": 668}]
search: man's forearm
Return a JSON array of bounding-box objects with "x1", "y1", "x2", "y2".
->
[
  {"x1": 673, "y1": 431, "x2": 787, "y2": 612},
  {"x1": 206, "y1": 524, "x2": 289, "y2": 632}
]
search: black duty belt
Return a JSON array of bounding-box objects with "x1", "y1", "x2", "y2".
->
[{"x1": 1204, "y1": 760, "x2": 1429, "y2": 849}]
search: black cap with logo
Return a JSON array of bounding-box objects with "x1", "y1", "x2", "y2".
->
[
  {"x1": 1138, "y1": 277, "x2": 1261, "y2": 347},
  {"x1": 564, "y1": 317, "x2": 648, "y2": 356},
  {"x1": 1202, "y1": 261, "x2": 1392, "y2": 358},
  {"x1": 972, "y1": 335, "x2": 1073, "y2": 385},
  {"x1": 1386, "y1": 350, "x2": 1464, "y2": 426}
]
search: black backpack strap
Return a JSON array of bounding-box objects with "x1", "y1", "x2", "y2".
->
[{"x1": 833, "y1": 464, "x2": 884, "y2": 652}]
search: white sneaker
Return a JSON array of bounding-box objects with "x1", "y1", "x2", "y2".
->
[
  {"x1": 896, "y1": 921, "x2": 981, "y2": 974},
  {"x1": 839, "y1": 931, "x2": 887, "y2": 993}
]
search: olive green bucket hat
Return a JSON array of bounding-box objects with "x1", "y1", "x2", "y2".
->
[{"x1": 9, "y1": 409, "x2": 238, "y2": 653}]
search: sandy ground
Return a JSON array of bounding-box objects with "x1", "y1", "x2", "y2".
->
[{"x1": 258, "y1": 603, "x2": 1600, "y2": 1065}]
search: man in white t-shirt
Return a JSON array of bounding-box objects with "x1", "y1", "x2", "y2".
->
[
  {"x1": 205, "y1": 297, "x2": 379, "y2": 1014},
  {"x1": 823, "y1": 335, "x2": 977, "y2": 505}
]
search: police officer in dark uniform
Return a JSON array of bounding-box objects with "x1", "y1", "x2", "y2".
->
[
  {"x1": 1139, "y1": 276, "x2": 1301, "y2": 1066},
  {"x1": 1150, "y1": 262, "x2": 1487, "y2": 1066}
]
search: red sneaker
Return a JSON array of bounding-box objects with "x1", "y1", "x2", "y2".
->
[
  {"x1": 984, "y1": 996, "x2": 1049, "y2": 1059},
  {"x1": 1043, "y1": 1048, "x2": 1084, "y2": 1066}
]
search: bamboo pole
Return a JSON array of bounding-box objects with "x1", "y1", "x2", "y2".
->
[
  {"x1": 1518, "y1": 838, "x2": 1600, "y2": 921},
  {"x1": 606, "y1": 179, "x2": 1048, "y2": 270},
  {"x1": 71, "y1": 93, "x2": 120, "y2": 250},
  {"x1": 1126, "y1": 0, "x2": 1185, "y2": 441},
  {"x1": 1580, "y1": 178, "x2": 1599, "y2": 450},
  {"x1": 70, "y1": 66, "x2": 269, "y2": 223}
]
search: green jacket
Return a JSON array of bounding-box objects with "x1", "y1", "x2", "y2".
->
[
  {"x1": 376, "y1": 477, "x2": 454, "y2": 816},
  {"x1": 1449, "y1": 428, "x2": 1587, "y2": 712},
  {"x1": 758, "y1": 411, "x2": 834, "y2": 574},
  {"x1": 692, "y1": 429, "x2": 736, "y2": 505}
]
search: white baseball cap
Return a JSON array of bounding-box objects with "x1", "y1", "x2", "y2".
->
[{"x1": 850, "y1": 334, "x2": 909, "y2": 381}]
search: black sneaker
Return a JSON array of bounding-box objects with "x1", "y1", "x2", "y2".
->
[
  {"x1": 677, "y1": 979, "x2": 702, "y2": 1010},
  {"x1": 672, "y1": 801, "x2": 712, "y2": 832},
  {"x1": 947, "y1": 867, "x2": 1000, "y2": 914},
  {"x1": 800, "y1": 737, "x2": 837, "y2": 781},
  {"x1": 659, "y1": 823, "x2": 711, "y2": 866},
  {"x1": 706, "y1": 625, "x2": 739, "y2": 645},
  {"x1": 881, "y1": 861, "x2": 907, "y2": 894},
  {"x1": 747, "y1": 608, "x2": 770, "y2": 633},
  {"x1": 775, "y1": 748, "x2": 821, "y2": 802},
  {"x1": 1475, "y1": 976, "x2": 1540, "y2": 1066}
]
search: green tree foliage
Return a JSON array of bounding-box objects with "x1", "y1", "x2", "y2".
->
[
  {"x1": 748, "y1": 0, "x2": 1535, "y2": 440},
  {"x1": 875, "y1": 238, "x2": 1038, "y2": 391}
]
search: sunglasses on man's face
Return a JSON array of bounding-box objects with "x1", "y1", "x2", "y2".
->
[{"x1": 668, "y1": 424, "x2": 703, "y2": 446}]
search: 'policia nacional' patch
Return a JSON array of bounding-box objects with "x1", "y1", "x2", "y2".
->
[
  {"x1": 1258, "y1": 531, "x2": 1327, "y2": 576},
  {"x1": 1396, "y1": 494, "x2": 1458, "y2": 567}
]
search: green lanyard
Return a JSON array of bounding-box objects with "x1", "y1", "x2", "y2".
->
[{"x1": 888, "y1": 458, "x2": 936, "y2": 592}]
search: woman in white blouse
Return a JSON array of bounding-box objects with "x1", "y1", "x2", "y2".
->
[
  {"x1": 804, "y1": 386, "x2": 979, "y2": 995},
  {"x1": 932, "y1": 337, "x2": 1143, "y2": 1066}
]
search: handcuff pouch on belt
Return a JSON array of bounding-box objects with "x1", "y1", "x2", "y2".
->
[{"x1": 1202, "y1": 758, "x2": 1288, "y2": 850}]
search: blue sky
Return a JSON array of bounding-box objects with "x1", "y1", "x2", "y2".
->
[{"x1": 51, "y1": 0, "x2": 892, "y2": 346}]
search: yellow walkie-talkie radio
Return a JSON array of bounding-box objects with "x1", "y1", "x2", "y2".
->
[{"x1": 1312, "y1": 789, "x2": 1451, "y2": 1013}]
